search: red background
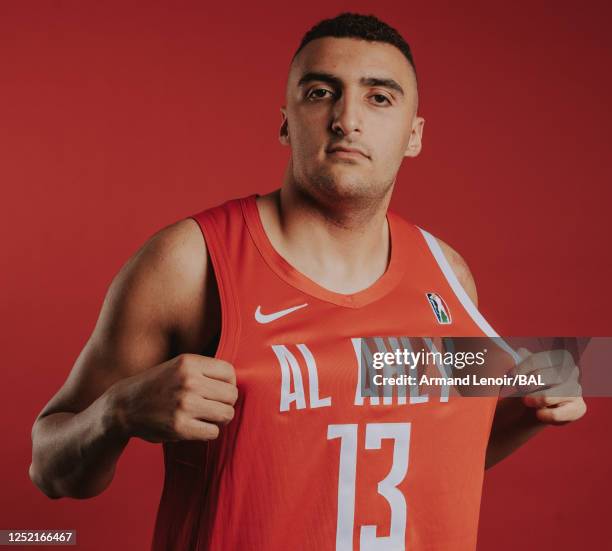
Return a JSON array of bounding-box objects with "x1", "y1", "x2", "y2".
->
[{"x1": 1, "y1": 1, "x2": 610, "y2": 549}]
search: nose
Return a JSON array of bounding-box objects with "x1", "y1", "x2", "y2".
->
[{"x1": 330, "y1": 90, "x2": 362, "y2": 137}]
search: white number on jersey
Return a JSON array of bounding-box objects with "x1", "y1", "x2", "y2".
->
[{"x1": 327, "y1": 423, "x2": 411, "y2": 550}]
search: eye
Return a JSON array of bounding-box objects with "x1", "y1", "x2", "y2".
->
[
  {"x1": 307, "y1": 88, "x2": 333, "y2": 100},
  {"x1": 371, "y1": 94, "x2": 391, "y2": 105}
]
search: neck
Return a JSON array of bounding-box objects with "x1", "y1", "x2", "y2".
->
[{"x1": 256, "y1": 174, "x2": 395, "y2": 295}]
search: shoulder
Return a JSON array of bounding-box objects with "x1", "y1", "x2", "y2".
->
[
  {"x1": 390, "y1": 212, "x2": 479, "y2": 307},
  {"x1": 123, "y1": 217, "x2": 207, "y2": 299},
  {"x1": 433, "y1": 236, "x2": 478, "y2": 307},
  {"x1": 148, "y1": 217, "x2": 207, "y2": 271},
  {"x1": 108, "y1": 216, "x2": 214, "y2": 344}
]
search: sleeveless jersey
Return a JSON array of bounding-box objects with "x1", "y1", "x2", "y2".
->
[{"x1": 151, "y1": 194, "x2": 517, "y2": 551}]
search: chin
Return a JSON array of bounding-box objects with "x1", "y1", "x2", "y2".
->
[{"x1": 305, "y1": 170, "x2": 384, "y2": 204}]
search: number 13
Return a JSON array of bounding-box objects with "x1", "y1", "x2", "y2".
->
[{"x1": 327, "y1": 423, "x2": 411, "y2": 551}]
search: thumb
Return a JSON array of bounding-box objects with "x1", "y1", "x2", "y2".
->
[{"x1": 517, "y1": 347, "x2": 531, "y2": 361}]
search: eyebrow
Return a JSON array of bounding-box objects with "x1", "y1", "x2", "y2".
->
[{"x1": 297, "y1": 71, "x2": 405, "y2": 97}]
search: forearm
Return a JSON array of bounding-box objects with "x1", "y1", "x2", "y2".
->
[
  {"x1": 29, "y1": 389, "x2": 129, "y2": 499},
  {"x1": 485, "y1": 397, "x2": 547, "y2": 469}
]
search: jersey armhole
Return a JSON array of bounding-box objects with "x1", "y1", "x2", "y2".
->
[
  {"x1": 189, "y1": 212, "x2": 242, "y2": 363},
  {"x1": 415, "y1": 225, "x2": 521, "y2": 364}
]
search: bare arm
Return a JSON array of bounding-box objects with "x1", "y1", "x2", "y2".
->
[
  {"x1": 29, "y1": 217, "x2": 217, "y2": 499},
  {"x1": 435, "y1": 238, "x2": 547, "y2": 469}
]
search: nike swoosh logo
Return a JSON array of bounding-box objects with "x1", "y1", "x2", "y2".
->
[{"x1": 254, "y1": 303, "x2": 308, "y2": 324}]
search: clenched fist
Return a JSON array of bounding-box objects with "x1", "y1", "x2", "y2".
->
[
  {"x1": 109, "y1": 353, "x2": 238, "y2": 443},
  {"x1": 511, "y1": 347, "x2": 587, "y2": 425}
]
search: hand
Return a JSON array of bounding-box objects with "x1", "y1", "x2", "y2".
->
[
  {"x1": 109, "y1": 353, "x2": 238, "y2": 442},
  {"x1": 512, "y1": 347, "x2": 587, "y2": 425}
]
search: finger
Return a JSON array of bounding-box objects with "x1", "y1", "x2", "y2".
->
[
  {"x1": 191, "y1": 376, "x2": 239, "y2": 406},
  {"x1": 529, "y1": 367, "x2": 562, "y2": 387},
  {"x1": 525, "y1": 379, "x2": 582, "y2": 399},
  {"x1": 523, "y1": 393, "x2": 569, "y2": 408},
  {"x1": 517, "y1": 347, "x2": 531, "y2": 361},
  {"x1": 508, "y1": 351, "x2": 545, "y2": 377},
  {"x1": 179, "y1": 417, "x2": 221, "y2": 441},
  {"x1": 511, "y1": 366, "x2": 566, "y2": 395},
  {"x1": 179, "y1": 393, "x2": 235, "y2": 424},
  {"x1": 177, "y1": 354, "x2": 237, "y2": 385},
  {"x1": 199, "y1": 359, "x2": 237, "y2": 385},
  {"x1": 534, "y1": 399, "x2": 587, "y2": 425}
]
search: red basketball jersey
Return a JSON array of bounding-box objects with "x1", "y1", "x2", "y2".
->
[{"x1": 151, "y1": 194, "x2": 516, "y2": 551}]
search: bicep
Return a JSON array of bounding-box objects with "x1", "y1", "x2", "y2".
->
[{"x1": 36, "y1": 218, "x2": 208, "y2": 419}]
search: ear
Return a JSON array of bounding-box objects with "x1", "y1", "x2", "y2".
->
[
  {"x1": 404, "y1": 116, "x2": 425, "y2": 158},
  {"x1": 279, "y1": 107, "x2": 290, "y2": 146}
]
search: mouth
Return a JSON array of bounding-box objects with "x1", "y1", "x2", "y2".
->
[{"x1": 326, "y1": 145, "x2": 369, "y2": 160}]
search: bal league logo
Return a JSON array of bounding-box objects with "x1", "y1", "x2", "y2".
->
[{"x1": 426, "y1": 292, "x2": 452, "y2": 324}]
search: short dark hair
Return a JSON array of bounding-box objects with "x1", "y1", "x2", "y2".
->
[{"x1": 292, "y1": 12, "x2": 417, "y2": 83}]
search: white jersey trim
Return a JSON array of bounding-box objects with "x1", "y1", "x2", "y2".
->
[{"x1": 417, "y1": 227, "x2": 521, "y2": 364}]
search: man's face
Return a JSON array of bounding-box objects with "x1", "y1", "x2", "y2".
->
[{"x1": 281, "y1": 36, "x2": 424, "y2": 204}]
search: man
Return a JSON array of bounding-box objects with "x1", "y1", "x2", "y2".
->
[{"x1": 29, "y1": 12, "x2": 586, "y2": 550}]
